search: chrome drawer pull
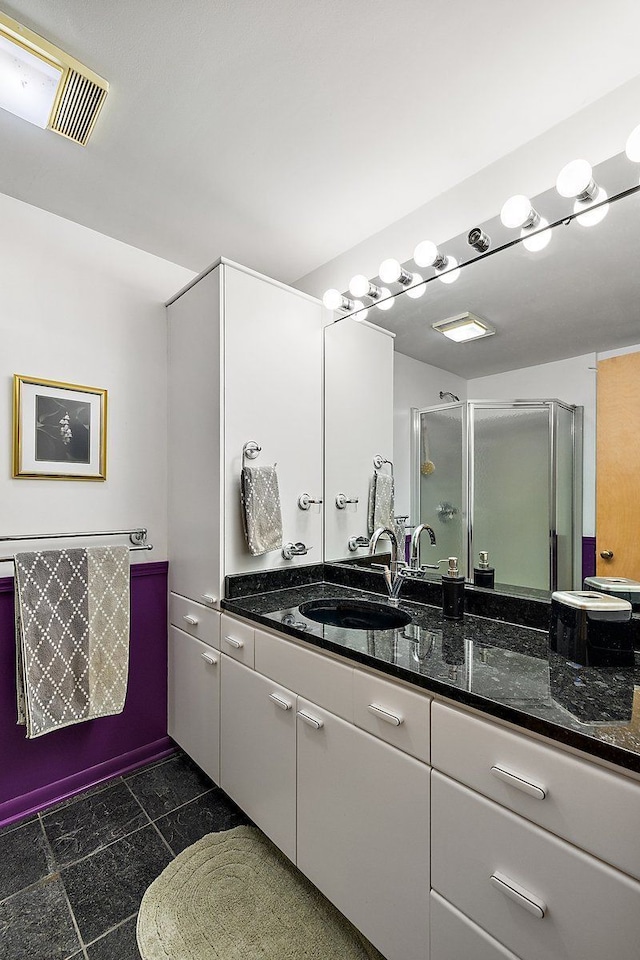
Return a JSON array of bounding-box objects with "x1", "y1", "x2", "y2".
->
[
  {"x1": 223, "y1": 636, "x2": 244, "y2": 649},
  {"x1": 201, "y1": 594, "x2": 217, "y2": 605},
  {"x1": 490, "y1": 873, "x2": 546, "y2": 919},
  {"x1": 297, "y1": 710, "x2": 324, "y2": 730},
  {"x1": 490, "y1": 766, "x2": 547, "y2": 801},
  {"x1": 367, "y1": 703, "x2": 404, "y2": 726},
  {"x1": 182, "y1": 615, "x2": 199, "y2": 626},
  {"x1": 269, "y1": 693, "x2": 292, "y2": 711},
  {"x1": 200, "y1": 652, "x2": 218, "y2": 666}
]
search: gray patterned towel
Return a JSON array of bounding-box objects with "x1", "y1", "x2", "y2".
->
[
  {"x1": 14, "y1": 546, "x2": 130, "y2": 739},
  {"x1": 241, "y1": 465, "x2": 283, "y2": 556},
  {"x1": 368, "y1": 472, "x2": 395, "y2": 535}
]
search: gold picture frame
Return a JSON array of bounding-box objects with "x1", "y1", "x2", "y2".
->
[{"x1": 13, "y1": 375, "x2": 108, "y2": 481}]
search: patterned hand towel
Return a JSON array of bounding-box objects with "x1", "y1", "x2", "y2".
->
[
  {"x1": 367, "y1": 472, "x2": 395, "y2": 535},
  {"x1": 241, "y1": 465, "x2": 283, "y2": 556},
  {"x1": 14, "y1": 546, "x2": 130, "y2": 739}
]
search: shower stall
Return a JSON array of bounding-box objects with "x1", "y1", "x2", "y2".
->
[{"x1": 411, "y1": 400, "x2": 582, "y2": 593}]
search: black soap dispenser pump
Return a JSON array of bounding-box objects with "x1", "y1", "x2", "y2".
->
[
  {"x1": 474, "y1": 550, "x2": 495, "y2": 589},
  {"x1": 442, "y1": 556, "x2": 465, "y2": 620}
]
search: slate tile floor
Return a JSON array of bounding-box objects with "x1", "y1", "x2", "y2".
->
[{"x1": 0, "y1": 752, "x2": 249, "y2": 959}]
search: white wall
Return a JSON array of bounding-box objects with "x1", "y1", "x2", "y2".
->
[
  {"x1": 393, "y1": 352, "x2": 467, "y2": 518},
  {"x1": 0, "y1": 193, "x2": 194, "y2": 574}
]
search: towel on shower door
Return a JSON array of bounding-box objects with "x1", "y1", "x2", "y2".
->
[
  {"x1": 241, "y1": 464, "x2": 283, "y2": 556},
  {"x1": 14, "y1": 546, "x2": 130, "y2": 739}
]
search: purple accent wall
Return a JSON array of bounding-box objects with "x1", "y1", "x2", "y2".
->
[
  {"x1": 0, "y1": 561, "x2": 172, "y2": 828},
  {"x1": 582, "y1": 536, "x2": 597, "y2": 582}
]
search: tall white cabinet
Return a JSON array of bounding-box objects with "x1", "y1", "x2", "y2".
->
[
  {"x1": 167, "y1": 258, "x2": 324, "y2": 607},
  {"x1": 167, "y1": 259, "x2": 324, "y2": 787}
]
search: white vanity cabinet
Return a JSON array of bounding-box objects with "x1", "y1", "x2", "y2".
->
[
  {"x1": 167, "y1": 259, "x2": 325, "y2": 608},
  {"x1": 296, "y1": 697, "x2": 431, "y2": 960},
  {"x1": 167, "y1": 624, "x2": 220, "y2": 783},
  {"x1": 219, "y1": 654, "x2": 297, "y2": 862}
]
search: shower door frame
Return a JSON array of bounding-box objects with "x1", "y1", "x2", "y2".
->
[{"x1": 411, "y1": 399, "x2": 582, "y2": 591}]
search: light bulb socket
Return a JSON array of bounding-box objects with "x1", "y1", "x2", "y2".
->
[
  {"x1": 432, "y1": 253, "x2": 449, "y2": 272},
  {"x1": 394, "y1": 267, "x2": 413, "y2": 286},
  {"x1": 575, "y1": 178, "x2": 598, "y2": 203},
  {"x1": 522, "y1": 207, "x2": 541, "y2": 230},
  {"x1": 467, "y1": 227, "x2": 491, "y2": 253},
  {"x1": 364, "y1": 281, "x2": 383, "y2": 300}
]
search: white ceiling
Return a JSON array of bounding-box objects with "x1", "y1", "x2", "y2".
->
[{"x1": 3, "y1": 0, "x2": 640, "y2": 281}]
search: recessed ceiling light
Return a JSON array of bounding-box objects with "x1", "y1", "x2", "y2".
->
[
  {"x1": 432, "y1": 312, "x2": 495, "y2": 343},
  {"x1": 0, "y1": 11, "x2": 108, "y2": 145}
]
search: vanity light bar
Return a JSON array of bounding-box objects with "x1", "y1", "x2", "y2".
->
[{"x1": 322, "y1": 121, "x2": 640, "y2": 316}]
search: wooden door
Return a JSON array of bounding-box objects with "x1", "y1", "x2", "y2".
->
[{"x1": 596, "y1": 351, "x2": 640, "y2": 579}]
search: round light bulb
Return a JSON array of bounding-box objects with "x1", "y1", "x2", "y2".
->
[
  {"x1": 501, "y1": 195, "x2": 534, "y2": 229},
  {"x1": 521, "y1": 219, "x2": 552, "y2": 252},
  {"x1": 574, "y1": 187, "x2": 609, "y2": 227},
  {"x1": 351, "y1": 300, "x2": 368, "y2": 321},
  {"x1": 437, "y1": 256, "x2": 460, "y2": 284},
  {"x1": 349, "y1": 274, "x2": 370, "y2": 298},
  {"x1": 322, "y1": 288, "x2": 344, "y2": 311},
  {"x1": 376, "y1": 288, "x2": 394, "y2": 311},
  {"x1": 625, "y1": 124, "x2": 640, "y2": 163},
  {"x1": 556, "y1": 159, "x2": 593, "y2": 199},
  {"x1": 413, "y1": 239, "x2": 439, "y2": 268},
  {"x1": 378, "y1": 258, "x2": 402, "y2": 284},
  {"x1": 405, "y1": 272, "x2": 425, "y2": 298}
]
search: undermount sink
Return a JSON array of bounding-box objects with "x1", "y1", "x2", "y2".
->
[{"x1": 299, "y1": 598, "x2": 411, "y2": 631}]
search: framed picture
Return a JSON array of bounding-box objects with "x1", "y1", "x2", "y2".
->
[{"x1": 13, "y1": 375, "x2": 107, "y2": 481}]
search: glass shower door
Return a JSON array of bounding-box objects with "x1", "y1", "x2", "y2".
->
[
  {"x1": 417, "y1": 405, "x2": 465, "y2": 577},
  {"x1": 471, "y1": 404, "x2": 551, "y2": 592}
]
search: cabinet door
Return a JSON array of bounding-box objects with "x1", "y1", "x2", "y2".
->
[
  {"x1": 168, "y1": 268, "x2": 223, "y2": 606},
  {"x1": 223, "y1": 265, "x2": 323, "y2": 577},
  {"x1": 220, "y1": 655, "x2": 296, "y2": 861},
  {"x1": 296, "y1": 698, "x2": 430, "y2": 960},
  {"x1": 168, "y1": 625, "x2": 220, "y2": 783}
]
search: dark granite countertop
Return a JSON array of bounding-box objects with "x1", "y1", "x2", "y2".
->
[{"x1": 222, "y1": 580, "x2": 640, "y2": 775}]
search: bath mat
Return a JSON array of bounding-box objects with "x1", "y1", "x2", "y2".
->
[{"x1": 137, "y1": 825, "x2": 385, "y2": 960}]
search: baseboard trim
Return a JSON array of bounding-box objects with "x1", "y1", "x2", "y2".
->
[{"x1": 0, "y1": 736, "x2": 175, "y2": 829}]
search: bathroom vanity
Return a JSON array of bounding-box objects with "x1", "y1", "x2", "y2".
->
[{"x1": 168, "y1": 571, "x2": 640, "y2": 960}]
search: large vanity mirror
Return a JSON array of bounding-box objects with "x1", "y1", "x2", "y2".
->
[{"x1": 323, "y1": 150, "x2": 640, "y2": 599}]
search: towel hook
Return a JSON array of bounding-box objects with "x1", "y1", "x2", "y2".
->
[
  {"x1": 373, "y1": 455, "x2": 394, "y2": 477},
  {"x1": 243, "y1": 441, "x2": 262, "y2": 467}
]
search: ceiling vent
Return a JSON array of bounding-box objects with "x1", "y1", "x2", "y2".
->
[
  {"x1": 0, "y1": 11, "x2": 108, "y2": 145},
  {"x1": 432, "y1": 312, "x2": 496, "y2": 343}
]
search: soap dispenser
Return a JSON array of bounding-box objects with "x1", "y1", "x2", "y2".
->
[
  {"x1": 442, "y1": 557, "x2": 465, "y2": 620},
  {"x1": 473, "y1": 551, "x2": 495, "y2": 589}
]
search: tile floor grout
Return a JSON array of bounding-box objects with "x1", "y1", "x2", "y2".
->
[{"x1": 0, "y1": 751, "x2": 246, "y2": 960}]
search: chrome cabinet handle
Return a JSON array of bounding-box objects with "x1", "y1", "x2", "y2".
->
[
  {"x1": 200, "y1": 652, "x2": 218, "y2": 666},
  {"x1": 600, "y1": 550, "x2": 614, "y2": 560},
  {"x1": 282, "y1": 542, "x2": 312, "y2": 560},
  {"x1": 201, "y1": 594, "x2": 217, "y2": 605},
  {"x1": 335, "y1": 493, "x2": 359, "y2": 509},
  {"x1": 223, "y1": 635, "x2": 244, "y2": 649},
  {"x1": 490, "y1": 872, "x2": 546, "y2": 919},
  {"x1": 269, "y1": 693, "x2": 293, "y2": 711},
  {"x1": 182, "y1": 614, "x2": 198, "y2": 626},
  {"x1": 490, "y1": 766, "x2": 547, "y2": 801},
  {"x1": 348, "y1": 536, "x2": 370, "y2": 552},
  {"x1": 297, "y1": 710, "x2": 324, "y2": 729},
  {"x1": 298, "y1": 493, "x2": 323, "y2": 511},
  {"x1": 367, "y1": 703, "x2": 404, "y2": 727}
]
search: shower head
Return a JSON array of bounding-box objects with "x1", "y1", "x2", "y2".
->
[{"x1": 439, "y1": 391, "x2": 460, "y2": 403}]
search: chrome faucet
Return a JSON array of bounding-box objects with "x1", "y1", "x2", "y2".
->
[
  {"x1": 410, "y1": 523, "x2": 437, "y2": 571},
  {"x1": 369, "y1": 526, "x2": 409, "y2": 604}
]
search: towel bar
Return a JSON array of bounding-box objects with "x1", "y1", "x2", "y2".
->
[
  {"x1": 373, "y1": 455, "x2": 394, "y2": 477},
  {"x1": 0, "y1": 527, "x2": 153, "y2": 563}
]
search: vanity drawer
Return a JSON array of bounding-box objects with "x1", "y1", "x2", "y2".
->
[
  {"x1": 431, "y1": 771, "x2": 640, "y2": 960},
  {"x1": 254, "y1": 629, "x2": 353, "y2": 721},
  {"x1": 169, "y1": 593, "x2": 220, "y2": 649},
  {"x1": 220, "y1": 614, "x2": 255, "y2": 667},
  {"x1": 430, "y1": 891, "x2": 521, "y2": 960},
  {"x1": 352, "y1": 670, "x2": 430, "y2": 763},
  {"x1": 431, "y1": 701, "x2": 640, "y2": 880}
]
